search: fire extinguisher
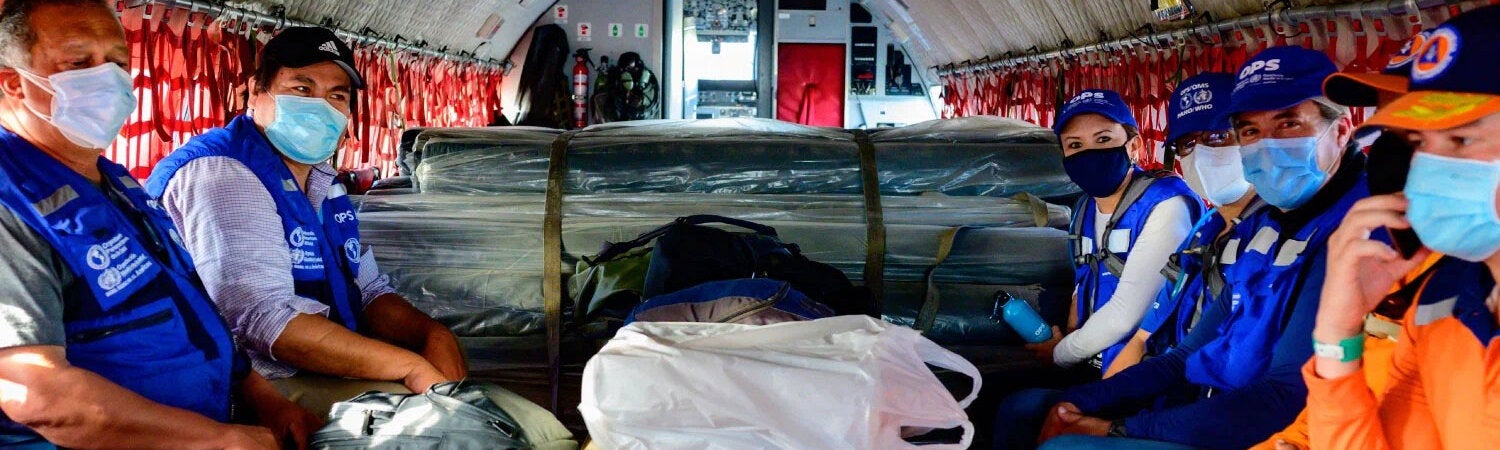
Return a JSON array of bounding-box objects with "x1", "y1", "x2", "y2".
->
[{"x1": 572, "y1": 48, "x2": 593, "y2": 129}]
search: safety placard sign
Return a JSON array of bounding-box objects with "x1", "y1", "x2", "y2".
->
[
  {"x1": 577, "y1": 23, "x2": 592, "y2": 42},
  {"x1": 635, "y1": 23, "x2": 649, "y2": 38},
  {"x1": 554, "y1": 5, "x2": 569, "y2": 22},
  {"x1": 609, "y1": 23, "x2": 623, "y2": 38}
]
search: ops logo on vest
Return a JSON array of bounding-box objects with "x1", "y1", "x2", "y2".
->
[{"x1": 333, "y1": 211, "x2": 355, "y2": 224}]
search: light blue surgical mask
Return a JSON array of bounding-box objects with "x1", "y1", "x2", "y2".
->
[
  {"x1": 1238, "y1": 124, "x2": 1336, "y2": 210},
  {"x1": 264, "y1": 95, "x2": 347, "y2": 165},
  {"x1": 16, "y1": 63, "x2": 137, "y2": 149},
  {"x1": 1405, "y1": 152, "x2": 1500, "y2": 262}
]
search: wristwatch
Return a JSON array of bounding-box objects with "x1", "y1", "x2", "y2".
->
[
  {"x1": 1313, "y1": 333, "x2": 1364, "y2": 363},
  {"x1": 1108, "y1": 419, "x2": 1128, "y2": 438}
]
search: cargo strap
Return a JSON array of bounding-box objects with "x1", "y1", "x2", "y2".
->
[
  {"x1": 1010, "y1": 192, "x2": 1051, "y2": 227},
  {"x1": 1068, "y1": 175, "x2": 1158, "y2": 315},
  {"x1": 542, "y1": 130, "x2": 578, "y2": 414},
  {"x1": 853, "y1": 130, "x2": 886, "y2": 312},
  {"x1": 1163, "y1": 197, "x2": 1270, "y2": 310},
  {"x1": 915, "y1": 226, "x2": 971, "y2": 333}
]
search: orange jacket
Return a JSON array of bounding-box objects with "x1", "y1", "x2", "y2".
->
[
  {"x1": 1302, "y1": 256, "x2": 1500, "y2": 450},
  {"x1": 1250, "y1": 335, "x2": 1396, "y2": 450},
  {"x1": 1253, "y1": 255, "x2": 1439, "y2": 450}
]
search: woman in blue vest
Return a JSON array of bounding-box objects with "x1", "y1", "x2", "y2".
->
[
  {"x1": 1028, "y1": 89, "x2": 1201, "y2": 377},
  {"x1": 1134, "y1": 73, "x2": 1265, "y2": 359},
  {"x1": 0, "y1": 1, "x2": 316, "y2": 447}
]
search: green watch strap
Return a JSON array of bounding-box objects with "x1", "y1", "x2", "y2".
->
[{"x1": 1313, "y1": 333, "x2": 1364, "y2": 363}]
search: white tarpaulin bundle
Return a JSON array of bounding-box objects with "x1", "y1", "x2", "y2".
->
[{"x1": 580, "y1": 316, "x2": 981, "y2": 450}]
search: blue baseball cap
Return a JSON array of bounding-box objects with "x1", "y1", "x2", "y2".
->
[
  {"x1": 1323, "y1": 29, "x2": 1433, "y2": 107},
  {"x1": 1053, "y1": 89, "x2": 1138, "y2": 135},
  {"x1": 1166, "y1": 73, "x2": 1236, "y2": 143},
  {"x1": 1366, "y1": 5, "x2": 1500, "y2": 131},
  {"x1": 1222, "y1": 46, "x2": 1338, "y2": 122}
]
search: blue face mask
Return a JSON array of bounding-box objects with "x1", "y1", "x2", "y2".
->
[
  {"x1": 16, "y1": 63, "x2": 137, "y2": 149},
  {"x1": 1238, "y1": 125, "x2": 1335, "y2": 210},
  {"x1": 1405, "y1": 152, "x2": 1500, "y2": 262},
  {"x1": 1063, "y1": 145, "x2": 1132, "y2": 198},
  {"x1": 264, "y1": 95, "x2": 347, "y2": 165}
]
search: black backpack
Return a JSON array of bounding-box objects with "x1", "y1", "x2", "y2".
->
[{"x1": 588, "y1": 215, "x2": 873, "y2": 317}]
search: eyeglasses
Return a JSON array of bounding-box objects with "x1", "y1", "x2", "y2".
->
[{"x1": 1172, "y1": 130, "x2": 1236, "y2": 157}]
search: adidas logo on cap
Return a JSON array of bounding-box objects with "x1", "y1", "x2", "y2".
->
[{"x1": 319, "y1": 41, "x2": 339, "y2": 56}]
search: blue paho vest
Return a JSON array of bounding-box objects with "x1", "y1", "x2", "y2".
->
[
  {"x1": 1141, "y1": 197, "x2": 1268, "y2": 356},
  {"x1": 145, "y1": 115, "x2": 363, "y2": 332},
  {"x1": 1070, "y1": 170, "x2": 1201, "y2": 370},
  {"x1": 1185, "y1": 176, "x2": 1368, "y2": 390},
  {"x1": 0, "y1": 128, "x2": 238, "y2": 436}
]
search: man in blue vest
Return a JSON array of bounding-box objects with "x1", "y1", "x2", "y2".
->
[
  {"x1": 1135, "y1": 72, "x2": 1265, "y2": 361},
  {"x1": 999, "y1": 47, "x2": 1368, "y2": 450},
  {"x1": 145, "y1": 26, "x2": 465, "y2": 417},
  {"x1": 0, "y1": 1, "x2": 319, "y2": 448}
]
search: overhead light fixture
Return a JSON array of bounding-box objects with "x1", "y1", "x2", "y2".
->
[{"x1": 1151, "y1": 0, "x2": 1196, "y2": 22}]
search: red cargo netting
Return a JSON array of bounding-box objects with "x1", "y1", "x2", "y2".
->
[
  {"x1": 937, "y1": 10, "x2": 1462, "y2": 169},
  {"x1": 109, "y1": 4, "x2": 506, "y2": 178}
]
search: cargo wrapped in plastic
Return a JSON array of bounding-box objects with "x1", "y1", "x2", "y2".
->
[
  {"x1": 355, "y1": 117, "x2": 1078, "y2": 364},
  {"x1": 410, "y1": 118, "x2": 1077, "y2": 200},
  {"x1": 355, "y1": 192, "x2": 1072, "y2": 339}
]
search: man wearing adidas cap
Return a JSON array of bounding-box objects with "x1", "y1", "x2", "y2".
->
[
  {"x1": 1306, "y1": 5, "x2": 1500, "y2": 448},
  {"x1": 145, "y1": 27, "x2": 465, "y2": 417}
]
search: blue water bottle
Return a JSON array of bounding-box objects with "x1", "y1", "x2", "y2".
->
[{"x1": 997, "y1": 291, "x2": 1052, "y2": 343}]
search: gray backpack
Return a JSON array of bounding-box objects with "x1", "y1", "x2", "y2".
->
[{"x1": 310, "y1": 381, "x2": 577, "y2": 450}]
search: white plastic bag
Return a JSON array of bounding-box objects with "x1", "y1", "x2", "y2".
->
[{"x1": 580, "y1": 315, "x2": 982, "y2": 450}]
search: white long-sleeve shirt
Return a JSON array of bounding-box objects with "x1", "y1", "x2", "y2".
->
[
  {"x1": 159, "y1": 157, "x2": 396, "y2": 379},
  {"x1": 1055, "y1": 196, "x2": 1192, "y2": 367}
]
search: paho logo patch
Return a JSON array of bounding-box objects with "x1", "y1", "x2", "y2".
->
[
  {"x1": 86, "y1": 244, "x2": 111, "y2": 270},
  {"x1": 344, "y1": 238, "x2": 361, "y2": 262},
  {"x1": 97, "y1": 268, "x2": 122, "y2": 291},
  {"x1": 288, "y1": 227, "x2": 315, "y2": 248},
  {"x1": 1413, "y1": 26, "x2": 1460, "y2": 83}
]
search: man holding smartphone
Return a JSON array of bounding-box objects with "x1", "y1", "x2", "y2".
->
[{"x1": 1307, "y1": 5, "x2": 1500, "y2": 448}]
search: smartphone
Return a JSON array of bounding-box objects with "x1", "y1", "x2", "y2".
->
[{"x1": 1364, "y1": 131, "x2": 1423, "y2": 259}]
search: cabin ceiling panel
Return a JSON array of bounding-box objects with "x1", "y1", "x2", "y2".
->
[
  {"x1": 230, "y1": 0, "x2": 553, "y2": 62},
  {"x1": 860, "y1": 0, "x2": 1357, "y2": 68}
]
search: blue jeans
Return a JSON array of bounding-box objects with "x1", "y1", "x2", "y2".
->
[
  {"x1": 0, "y1": 434, "x2": 55, "y2": 449},
  {"x1": 993, "y1": 388, "x2": 1204, "y2": 450},
  {"x1": 1040, "y1": 435, "x2": 1204, "y2": 450},
  {"x1": 992, "y1": 388, "x2": 1064, "y2": 450}
]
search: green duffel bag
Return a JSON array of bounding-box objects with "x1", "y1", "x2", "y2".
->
[
  {"x1": 567, "y1": 246, "x2": 652, "y2": 334},
  {"x1": 310, "y1": 381, "x2": 576, "y2": 450}
]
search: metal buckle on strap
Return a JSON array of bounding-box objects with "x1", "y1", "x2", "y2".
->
[{"x1": 1364, "y1": 314, "x2": 1402, "y2": 341}]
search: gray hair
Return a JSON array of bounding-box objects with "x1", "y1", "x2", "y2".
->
[
  {"x1": 1310, "y1": 96, "x2": 1349, "y2": 123},
  {"x1": 0, "y1": 0, "x2": 113, "y2": 69}
]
